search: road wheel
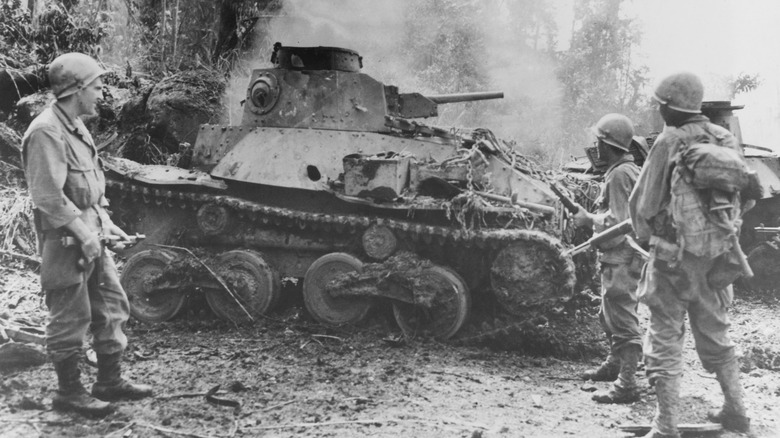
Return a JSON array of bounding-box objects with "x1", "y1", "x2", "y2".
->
[
  {"x1": 303, "y1": 253, "x2": 372, "y2": 326},
  {"x1": 206, "y1": 250, "x2": 281, "y2": 324},
  {"x1": 393, "y1": 265, "x2": 471, "y2": 340},
  {"x1": 122, "y1": 249, "x2": 185, "y2": 323},
  {"x1": 490, "y1": 233, "x2": 575, "y2": 314}
]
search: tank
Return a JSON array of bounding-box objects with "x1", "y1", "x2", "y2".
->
[
  {"x1": 702, "y1": 101, "x2": 780, "y2": 291},
  {"x1": 103, "y1": 43, "x2": 575, "y2": 339}
]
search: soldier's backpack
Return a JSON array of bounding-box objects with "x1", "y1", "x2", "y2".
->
[
  {"x1": 669, "y1": 126, "x2": 746, "y2": 259},
  {"x1": 679, "y1": 142, "x2": 751, "y2": 193}
]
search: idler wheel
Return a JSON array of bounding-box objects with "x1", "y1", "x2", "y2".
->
[
  {"x1": 490, "y1": 236, "x2": 575, "y2": 314},
  {"x1": 362, "y1": 224, "x2": 397, "y2": 260},
  {"x1": 303, "y1": 253, "x2": 373, "y2": 326},
  {"x1": 197, "y1": 203, "x2": 233, "y2": 236},
  {"x1": 743, "y1": 242, "x2": 780, "y2": 291},
  {"x1": 392, "y1": 265, "x2": 471, "y2": 340},
  {"x1": 206, "y1": 250, "x2": 281, "y2": 324},
  {"x1": 121, "y1": 249, "x2": 185, "y2": 323}
]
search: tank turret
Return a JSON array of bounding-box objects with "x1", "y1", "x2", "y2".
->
[
  {"x1": 103, "y1": 43, "x2": 573, "y2": 341},
  {"x1": 242, "y1": 44, "x2": 504, "y2": 131}
]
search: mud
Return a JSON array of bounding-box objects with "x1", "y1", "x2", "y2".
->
[{"x1": 1, "y1": 263, "x2": 779, "y2": 438}]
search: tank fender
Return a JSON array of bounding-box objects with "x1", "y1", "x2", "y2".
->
[{"x1": 484, "y1": 154, "x2": 557, "y2": 206}]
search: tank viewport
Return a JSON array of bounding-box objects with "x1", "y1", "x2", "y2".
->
[{"x1": 307, "y1": 165, "x2": 321, "y2": 181}]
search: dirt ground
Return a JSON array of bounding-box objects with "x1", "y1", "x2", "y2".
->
[{"x1": 1, "y1": 257, "x2": 780, "y2": 438}]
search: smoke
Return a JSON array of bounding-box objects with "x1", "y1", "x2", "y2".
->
[
  {"x1": 224, "y1": 0, "x2": 566, "y2": 163},
  {"x1": 628, "y1": 0, "x2": 780, "y2": 150}
]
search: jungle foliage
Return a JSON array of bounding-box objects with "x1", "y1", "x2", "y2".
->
[{"x1": 0, "y1": 0, "x2": 759, "y2": 164}]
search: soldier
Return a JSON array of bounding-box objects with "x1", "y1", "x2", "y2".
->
[
  {"x1": 22, "y1": 52, "x2": 153, "y2": 417},
  {"x1": 573, "y1": 114, "x2": 644, "y2": 404},
  {"x1": 629, "y1": 71, "x2": 751, "y2": 437}
]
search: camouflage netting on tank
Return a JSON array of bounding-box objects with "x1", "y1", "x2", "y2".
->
[
  {"x1": 425, "y1": 129, "x2": 565, "y2": 234},
  {"x1": 471, "y1": 128, "x2": 550, "y2": 179}
]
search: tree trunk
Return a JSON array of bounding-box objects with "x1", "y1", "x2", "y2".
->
[{"x1": 212, "y1": 0, "x2": 240, "y2": 64}]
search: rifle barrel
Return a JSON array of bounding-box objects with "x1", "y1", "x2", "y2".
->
[
  {"x1": 564, "y1": 219, "x2": 633, "y2": 257},
  {"x1": 549, "y1": 183, "x2": 579, "y2": 214}
]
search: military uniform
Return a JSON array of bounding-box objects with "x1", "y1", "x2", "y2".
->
[
  {"x1": 596, "y1": 155, "x2": 643, "y2": 362},
  {"x1": 630, "y1": 115, "x2": 739, "y2": 377},
  {"x1": 629, "y1": 114, "x2": 749, "y2": 436},
  {"x1": 23, "y1": 103, "x2": 129, "y2": 364}
]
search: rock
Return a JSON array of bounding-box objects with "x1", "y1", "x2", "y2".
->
[{"x1": 0, "y1": 342, "x2": 47, "y2": 370}]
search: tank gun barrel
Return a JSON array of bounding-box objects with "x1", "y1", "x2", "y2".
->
[
  {"x1": 390, "y1": 90, "x2": 504, "y2": 119},
  {"x1": 425, "y1": 91, "x2": 504, "y2": 104}
]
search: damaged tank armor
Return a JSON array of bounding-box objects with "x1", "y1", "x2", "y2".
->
[{"x1": 103, "y1": 43, "x2": 576, "y2": 341}]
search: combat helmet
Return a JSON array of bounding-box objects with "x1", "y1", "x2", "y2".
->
[
  {"x1": 591, "y1": 113, "x2": 635, "y2": 152},
  {"x1": 48, "y1": 53, "x2": 106, "y2": 100},
  {"x1": 653, "y1": 71, "x2": 704, "y2": 114}
]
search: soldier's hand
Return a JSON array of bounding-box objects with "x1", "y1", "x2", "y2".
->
[
  {"x1": 104, "y1": 223, "x2": 130, "y2": 250},
  {"x1": 105, "y1": 223, "x2": 130, "y2": 241},
  {"x1": 80, "y1": 234, "x2": 102, "y2": 264},
  {"x1": 743, "y1": 199, "x2": 756, "y2": 213},
  {"x1": 572, "y1": 208, "x2": 593, "y2": 228}
]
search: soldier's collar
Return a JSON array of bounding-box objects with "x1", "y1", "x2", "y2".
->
[
  {"x1": 606, "y1": 154, "x2": 634, "y2": 172},
  {"x1": 52, "y1": 102, "x2": 90, "y2": 139},
  {"x1": 679, "y1": 114, "x2": 709, "y2": 126},
  {"x1": 52, "y1": 102, "x2": 81, "y2": 134}
]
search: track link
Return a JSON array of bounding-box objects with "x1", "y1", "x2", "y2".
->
[{"x1": 106, "y1": 177, "x2": 576, "y2": 343}]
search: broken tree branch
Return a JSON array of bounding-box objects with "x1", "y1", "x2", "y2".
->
[
  {"x1": 136, "y1": 422, "x2": 217, "y2": 438},
  {"x1": 262, "y1": 399, "x2": 295, "y2": 411},
  {"x1": 156, "y1": 390, "x2": 228, "y2": 400},
  {"x1": 0, "y1": 249, "x2": 40, "y2": 264},
  {"x1": 154, "y1": 244, "x2": 253, "y2": 322},
  {"x1": 246, "y1": 417, "x2": 489, "y2": 431}
]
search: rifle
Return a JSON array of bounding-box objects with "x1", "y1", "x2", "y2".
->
[
  {"x1": 62, "y1": 233, "x2": 146, "y2": 271},
  {"x1": 728, "y1": 233, "x2": 754, "y2": 279},
  {"x1": 564, "y1": 219, "x2": 633, "y2": 257},
  {"x1": 754, "y1": 226, "x2": 780, "y2": 234},
  {"x1": 549, "y1": 183, "x2": 579, "y2": 214}
]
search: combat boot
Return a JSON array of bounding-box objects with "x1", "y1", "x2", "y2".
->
[
  {"x1": 581, "y1": 354, "x2": 620, "y2": 381},
  {"x1": 593, "y1": 345, "x2": 641, "y2": 404},
  {"x1": 706, "y1": 360, "x2": 750, "y2": 433},
  {"x1": 92, "y1": 352, "x2": 153, "y2": 401},
  {"x1": 640, "y1": 376, "x2": 681, "y2": 438},
  {"x1": 52, "y1": 355, "x2": 114, "y2": 417}
]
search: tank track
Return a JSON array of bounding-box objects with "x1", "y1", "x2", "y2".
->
[{"x1": 106, "y1": 177, "x2": 576, "y2": 345}]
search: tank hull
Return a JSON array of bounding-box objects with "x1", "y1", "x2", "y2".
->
[{"x1": 105, "y1": 43, "x2": 575, "y2": 339}]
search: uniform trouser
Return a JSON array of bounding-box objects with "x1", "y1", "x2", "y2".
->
[
  {"x1": 45, "y1": 253, "x2": 130, "y2": 363},
  {"x1": 640, "y1": 252, "x2": 736, "y2": 380},
  {"x1": 599, "y1": 262, "x2": 643, "y2": 355}
]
